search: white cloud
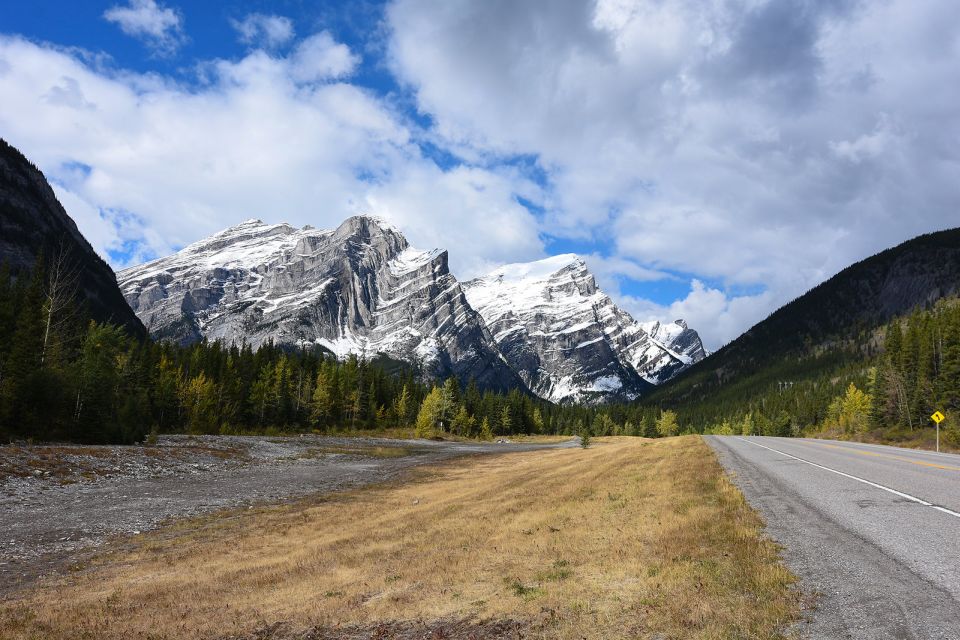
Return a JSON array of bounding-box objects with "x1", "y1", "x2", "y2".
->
[
  {"x1": 103, "y1": 0, "x2": 185, "y2": 55},
  {"x1": 385, "y1": 0, "x2": 960, "y2": 344},
  {"x1": 581, "y1": 253, "x2": 674, "y2": 294},
  {"x1": 231, "y1": 13, "x2": 295, "y2": 49},
  {"x1": 0, "y1": 35, "x2": 542, "y2": 276},
  {"x1": 5, "y1": 1, "x2": 960, "y2": 351},
  {"x1": 290, "y1": 32, "x2": 360, "y2": 82},
  {"x1": 364, "y1": 164, "x2": 545, "y2": 280},
  {"x1": 623, "y1": 280, "x2": 776, "y2": 350}
]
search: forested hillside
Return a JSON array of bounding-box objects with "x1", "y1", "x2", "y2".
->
[
  {"x1": 640, "y1": 228, "x2": 960, "y2": 443},
  {"x1": 650, "y1": 301, "x2": 960, "y2": 446}
]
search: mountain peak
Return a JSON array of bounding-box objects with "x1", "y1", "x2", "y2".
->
[
  {"x1": 463, "y1": 254, "x2": 707, "y2": 402},
  {"x1": 484, "y1": 253, "x2": 586, "y2": 284},
  {"x1": 335, "y1": 214, "x2": 402, "y2": 236}
]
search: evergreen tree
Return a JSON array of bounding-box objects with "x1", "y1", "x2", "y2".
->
[
  {"x1": 310, "y1": 369, "x2": 332, "y2": 429},
  {"x1": 579, "y1": 422, "x2": 591, "y2": 448},
  {"x1": 479, "y1": 416, "x2": 493, "y2": 441},
  {"x1": 181, "y1": 373, "x2": 219, "y2": 434},
  {"x1": 415, "y1": 386, "x2": 444, "y2": 438},
  {"x1": 393, "y1": 384, "x2": 411, "y2": 427},
  {"x1": 642, "y1": 411, "x2": 658, "y2": 438},
  {"x1": 451, "y1": 405, "x2": 474, "y2": 436},
  {"x1": 499, "y1": 405, "x2": 512, "y2": 435}
]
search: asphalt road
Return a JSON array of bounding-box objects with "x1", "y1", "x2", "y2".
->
[{"x1": 706, "y1": 436, "x2": 960, "y2": 640}]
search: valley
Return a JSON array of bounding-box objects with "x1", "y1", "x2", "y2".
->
[
  {"x1": 5, "y1": 135, "x2": 960, "y2": 637},
  {"x1": 0, "y1": 437, "x2": 800, "y2": 640}
]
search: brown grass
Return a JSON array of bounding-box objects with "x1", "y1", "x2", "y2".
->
[
  {"x1": 0, "y1": 436, "x2": 799, "y2": 639},
  {"x1": 812, "y1": 426, "x2": 960, "y2": 454}
]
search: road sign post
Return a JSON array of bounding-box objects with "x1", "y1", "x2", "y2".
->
[{"x1": 931, "y1": 411, "x2": 946, "y2": 452}]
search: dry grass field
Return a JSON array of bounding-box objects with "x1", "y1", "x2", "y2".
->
[{"x1": 0, "y1": 436, "x2": 800, "y2": 639}]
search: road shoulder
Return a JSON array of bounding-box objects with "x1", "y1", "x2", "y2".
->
[{"x1": 706, "y1": 435, "x2": 960, "y2": 640}]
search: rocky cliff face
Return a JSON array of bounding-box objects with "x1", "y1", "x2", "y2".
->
[
  {"x1": 119, "y1": 216, "x2": 706, "y2": 401},
  {"x1": 461, "y1": 255, "x2": 707, "y2": 403},
  {"x1": 0, "y1": 139, "x2": 144, "y2": 336},
  {"x1": 118, "y1": 216, "x2": 523, "y2": 391}
]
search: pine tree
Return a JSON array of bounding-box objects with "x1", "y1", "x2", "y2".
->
[
  {"x1": 415, "y1": 386, "x2": 444, "y2": 438},
  {"x1": 739, "y1": 412, "x2": 755, "y2": 436},
  {"x1": 451, "y1": 405, "x2": 473, "y2": 436},
  {"x1": 154, "y1": 355, "x2": 182, "y2": 431},
  {"x1": 499, "y1": 405, "x2": 512, "y2": 435},
  {"x1": 579, "y1": 421, "x2": 591, "y2": 448},
  {"x1": 310, "y1": 369, "x2": 332, "y2": 429},
  {"x1": 479, "y1": 416, "x2": 493, "y2": 441},
  {"x1": 181, "y1": 373, "x2": 219, "y2": 434},
  {"x1": 393, "y1": 384, "x2": 411, "y2": 427},
  {"x1": 532, "y1": 407, "x2": 544, "y2": 434},
  {"x1": 642, "y1": 411, "x2": 658, "y2": 438}
]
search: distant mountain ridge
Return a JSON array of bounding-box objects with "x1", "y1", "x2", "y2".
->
[
  {"x1": 119, "y1": 218, "x2": 707, "y2": 401},
  {"x1": 648, "y1": 227, "x2": 960, "y2": 409},
  {"x1": 0, "y1": 138, "x2": 144, "y2": 336},
  {"x1": 463, "y1": 255, "x2": 706, "y2": 402}
]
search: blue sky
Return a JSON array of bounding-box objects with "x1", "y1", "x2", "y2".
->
[{"x1": 1, "y1": 0, "x2": 959, "y2": 349}]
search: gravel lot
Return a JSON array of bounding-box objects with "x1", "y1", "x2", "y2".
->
[{"x1": 0, "y1": 434, "x2": 573, "y2": 596}]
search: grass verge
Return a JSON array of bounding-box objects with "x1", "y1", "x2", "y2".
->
[
  {"x1": 811, "y1": 426, "x2": 960, "y2": 454},
  {"x1": 0, "y1": 436, "x2": 799, "y2": 639}
]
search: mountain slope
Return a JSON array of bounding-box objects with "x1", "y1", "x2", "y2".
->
[
  {"x1": 0, "y1": 139, "x2": 145, "y2": 336},
  {"x1": 118, "y1": 216, "x2": 524, "y2": 391},
  {"x1": 462, "y1": 255, "x2": 706, "y2": 403},
  {"x1": 649, "y1": 227, "x2": 960, "y2": 409}
]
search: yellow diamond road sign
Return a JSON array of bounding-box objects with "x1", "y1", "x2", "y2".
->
[{"x1": 932, "y1": 411, "x2": 946, "y2": 424}]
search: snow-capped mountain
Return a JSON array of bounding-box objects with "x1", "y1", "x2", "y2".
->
[
  {"x1": 117, "y1": 216, "x2": 523, "y2": 391},
  {"x1": 462, "y1": 255, "x2": 707, "y2": 403},
  {"x1": 118, "y1": 216, "x2": 705, "y2": 402}
]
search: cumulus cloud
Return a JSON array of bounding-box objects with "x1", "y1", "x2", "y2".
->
[
  {"x1": 0, "y1": 35, "x2": 542, "y2": 274},
  {"x1": 230, "y1": 13, "x2": 295, "y2": 49},
  {"x1": 623, "y1": 280, "x2": 776, "y2": 350},
  {"x1": 290, "y1": 32, "x2": 360, "y2": 82},
  {"x1": 103, "y1": 0, "x2": 185, "y2": 55},
  {"x1": 386, "y1": 0, "x2": 960, "y2": 347},
  {"x1": 4, "y1": 1, "x2": 960, "y2": 351}
]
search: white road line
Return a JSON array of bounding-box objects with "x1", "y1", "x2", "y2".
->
[{"x1": 735, "y1": 437, "x2": 960, "y2": 520}]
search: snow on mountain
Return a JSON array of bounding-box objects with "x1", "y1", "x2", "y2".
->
[
  {"x1": 118, "y1": 216, "x2": 705, "y2": 402},
  {"x1": 462, "y1": 255, "x2": 707, "y2": 403},
  {"x1": 117, "y1": 216, "x2": 523, "y2": 391}
]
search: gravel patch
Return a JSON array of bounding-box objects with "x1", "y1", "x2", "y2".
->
[{"x1": 0, "y1": 434, "x2": 573, "y2": 596}]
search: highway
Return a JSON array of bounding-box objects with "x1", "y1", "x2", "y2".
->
[{"x1": 706, "y1": 436, "x2": 960, "y2": 639}]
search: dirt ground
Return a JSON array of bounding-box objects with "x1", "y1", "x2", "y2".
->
[
  {"x1": 0, "y1": 434, "x2": 573, "y2": 596},
  {"x1": 1, "y1": 436, "x2": 800, "y2": 640}
]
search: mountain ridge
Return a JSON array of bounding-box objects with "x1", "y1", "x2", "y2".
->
[
  {"x1": 119, "y1": 216, "x2": 706, "y2": 401},
  {"x1": 647, "y1": 226, "x2": 960, "y2": 412},
  {"x1": 120, "y1": 215, "x2": 525, "y2": 391},
  {"x1": 463, "y1": 254, "x2": 706, "y2": 402},
  {"x1": 0, "y1": 138, "x2": 145, "y2": 337}
]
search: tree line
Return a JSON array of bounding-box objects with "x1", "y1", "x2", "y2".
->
[
  {"x1": 1, "y1": 256, "x2": 666, "y2": 444},
  {"x1": 647, "y1": 299, "x2": 960, "y2": 444},
  {"x1": 13, "y1": 250, "x2": 954, "y2": 447}
]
